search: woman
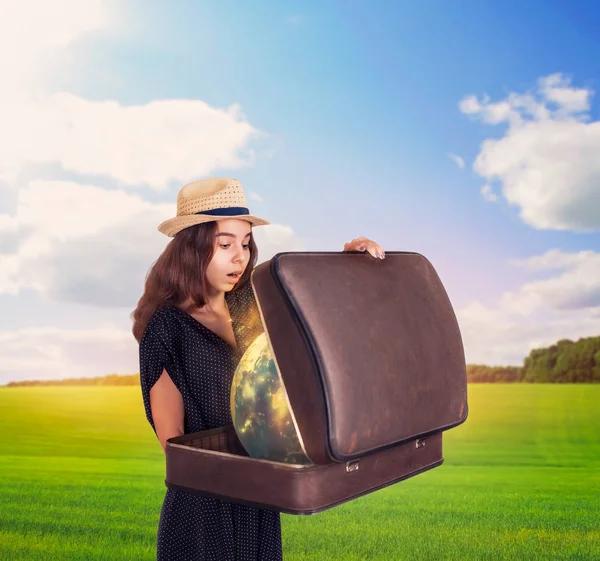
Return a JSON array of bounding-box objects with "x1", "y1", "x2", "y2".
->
[{"x1": 131, "y1": 177, "x2": 385, "y2": 560}]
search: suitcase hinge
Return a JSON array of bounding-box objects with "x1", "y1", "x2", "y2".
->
[
  {"x1": 416, "y1": 438, "x2": 426, "y2": 449},
  {"x1": 346, "y1": 459, "x2": 360, "y2": 472}
]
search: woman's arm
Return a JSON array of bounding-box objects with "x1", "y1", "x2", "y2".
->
[{"x1": 149, "y1": 368, "x2": 185, "y2": 453}]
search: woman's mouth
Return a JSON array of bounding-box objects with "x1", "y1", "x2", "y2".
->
[{"x1": 227, "y1": 272, "x2": 241, "y2": 283}]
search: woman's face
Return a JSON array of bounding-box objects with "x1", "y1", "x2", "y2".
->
[{"x1": 205, "y1": 218, "x2": 252, "y2": 294}]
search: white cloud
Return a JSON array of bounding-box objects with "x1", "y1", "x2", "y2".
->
[
  {"x1": 0, "y1": 1, "x2": 263, "y2": 189},
  {"x1": 0, "y1": 94, "x2": 260, "y2": 189},
  {"x1": 502, "y1": 249, "x2": 600, "y2": 314},
  {"x1": 448, "y1": 153, "x2": 465, "y2": 169},
  {"x1": 0, "y1": 180, "x2": 170, "y2": 299},
  {"x1": 0, "y1": 0, "x2": 113, "y2": 95},
  {"x1": 0, "y1": 180, "x2": 303, "y2": 306},
  {"x1": 456, "y1": 248, "x2": 600, "y2": 365},
  {"x1": 458, "y1": 95, "x2": 482, "y2": 115},
  {"x1": 481, "y1": 184, "x2": 498, "y2": 202},
  {"x1": 510, "y1": 247, "x2": 594, "y2": 272},
  {"x1": 0, "y1": 325, "x2": 139, "y2": 385},
  {"x1": 539, "y1": 73, "x2": 590, "y2": 113},
  {"x1": 456, "y1": 299, "x2": 600, "y2": 366},
  {"x1": 460, "y1": 73, "x2": 600, "y2": 232}
]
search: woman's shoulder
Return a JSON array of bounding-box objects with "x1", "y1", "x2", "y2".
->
[
  {"x1": 145, "y1": 304, "x2": 176, "y2": 328},
  {"x1": 140, "y1": 304, "x2": 182, "y2": 345}
]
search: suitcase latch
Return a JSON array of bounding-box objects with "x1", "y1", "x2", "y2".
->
[
  {"x1": 346, "y1": 459, "x2": 360, "y2": 472},
  {"x1": 416, "y1": 438, "x2": 426, "y2": 449}
]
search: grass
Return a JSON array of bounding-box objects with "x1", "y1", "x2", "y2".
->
[{"x1": 0, "y1": 384, "x2": 598, "y2": 560}]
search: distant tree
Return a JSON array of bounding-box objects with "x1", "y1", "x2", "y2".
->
[{"x1": 522, "y1": 336, "x2": 600, "y2": 384}]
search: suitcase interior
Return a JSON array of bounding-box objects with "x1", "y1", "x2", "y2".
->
[{"x1": 166, "y1": 425, "x2": 445, "y2": 515}]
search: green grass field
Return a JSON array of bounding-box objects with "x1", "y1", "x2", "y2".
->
[{"x1": 0, "y1": 384, "x2": 598, "y2": 560}]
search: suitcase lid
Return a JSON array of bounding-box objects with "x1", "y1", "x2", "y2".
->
[{"x1": 249, "y1": 251, "x2": 468, "y2": 464}]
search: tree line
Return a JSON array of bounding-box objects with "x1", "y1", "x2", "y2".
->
[
  {"x1": 4, "y1": 335, "x2": 600, "y2": 386},
  {"x1": 5, "y1": 373, "x2": 141, "y2": 387},
  {"x1": 467, "y1": 335, "x2": 600, "y2": 383}
]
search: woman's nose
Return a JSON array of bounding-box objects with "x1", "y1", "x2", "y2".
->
[{"x1": 233, "y1": 247, "x2": 246, "y2": 263}]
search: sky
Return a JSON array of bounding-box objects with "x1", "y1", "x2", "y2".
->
[{"x1": 1, "y1": 0, "x2": 600, "y2": 384}]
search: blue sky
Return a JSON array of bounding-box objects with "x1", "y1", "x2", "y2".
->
[{"x1": 1, "y1": 0, "x2": 599, "y2": 382}]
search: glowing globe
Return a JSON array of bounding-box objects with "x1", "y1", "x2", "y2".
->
[{"x1": 230, "y1": 332, "x2": 312, "y2": 465}]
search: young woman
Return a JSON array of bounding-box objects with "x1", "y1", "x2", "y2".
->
[{"x1": 132, "y1": 178, "x2": 385, "y2": 560}]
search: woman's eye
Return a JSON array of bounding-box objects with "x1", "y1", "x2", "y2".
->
[{"x1": 219, "y1": 244, "x2": 250, "y2": 249}]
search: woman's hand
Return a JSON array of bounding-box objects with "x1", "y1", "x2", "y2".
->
[{"x1": 343, "y1": 237, "x2": 385, "y2": 259}]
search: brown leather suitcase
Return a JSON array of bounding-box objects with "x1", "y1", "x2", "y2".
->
[{"x1": 165, "y1": 251, "x2": 468, "y2": 515}]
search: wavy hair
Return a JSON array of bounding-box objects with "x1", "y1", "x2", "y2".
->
[{"x1": 130, "y1": 221, "x2": 258, "y2": 343}]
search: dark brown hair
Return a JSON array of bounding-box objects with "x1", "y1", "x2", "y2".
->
[{"x1": 130, "y1": 221, "x2": 258, "y2": 343}]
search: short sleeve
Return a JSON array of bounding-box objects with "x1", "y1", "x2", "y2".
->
[{"x1": 139, "y1": 315, "x2": 176, "y2": 433}]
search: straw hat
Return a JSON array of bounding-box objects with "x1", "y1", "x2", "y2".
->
[{"x1": 158, "y1": 177, "x2": 270, "y2": 237}]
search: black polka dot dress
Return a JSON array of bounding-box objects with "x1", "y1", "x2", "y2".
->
[{"x1": 139, "y1": 282, "x2": 283, "y2": 561}]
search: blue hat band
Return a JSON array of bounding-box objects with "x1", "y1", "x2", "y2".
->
[{"x1": 195, "y1": 206, "x2": 249, "y2": 217}]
